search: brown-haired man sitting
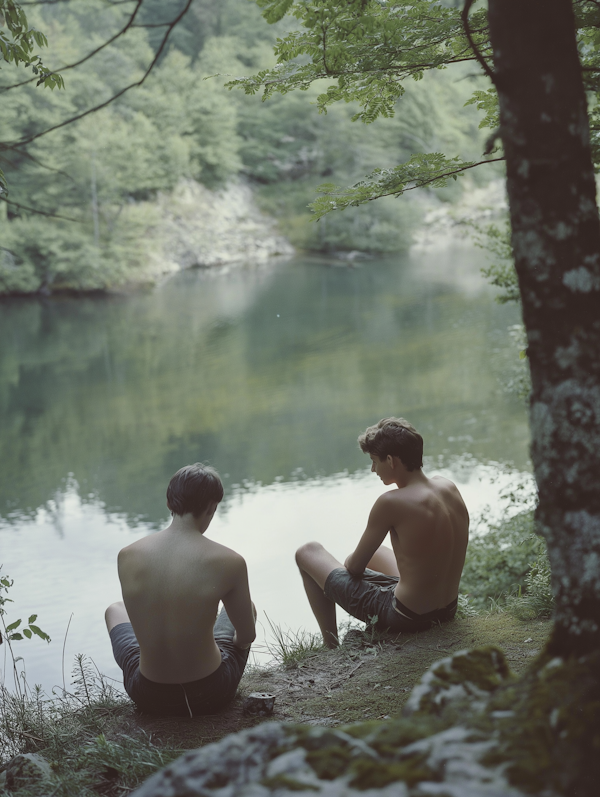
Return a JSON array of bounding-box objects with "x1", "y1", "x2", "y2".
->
[
  {"x1": 105, "y1": 463, "x2": 256, "y2": 716},
  {"x1": 296, "y1": 418, "x2": 469, "y2": 647}
]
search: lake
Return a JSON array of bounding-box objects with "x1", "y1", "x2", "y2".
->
[{"x1": 0, "y1": 242, "x2": 530, "y2": 693}]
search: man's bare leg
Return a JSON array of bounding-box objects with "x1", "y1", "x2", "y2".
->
[
  {"x1": 295, "y1": 542, "x2": 344, "y2": 649},
  {"x1": 366, "y1": 545, "x2": 400, "y2": 577},
  {"x1": 105, "y1": 601, "x2": 130, "y2": 633}
]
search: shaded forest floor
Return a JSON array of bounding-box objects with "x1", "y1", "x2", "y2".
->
[{"x1": 0, "y1": 613, "x2": 551, "y2": 795}]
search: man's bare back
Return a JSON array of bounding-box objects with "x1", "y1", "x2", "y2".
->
[
  {"x1": 118, "y1": 522, "x2": 254, "y2": 683},
  {"x1": 105, "y1": 464, "x2": 255, "y2": 715},
  {"x1": 348, "y1": 468, "x2": 469, "y2": 614},
  {"x1": 296, "y1": 418, "x2": 469, "y2": 647}
]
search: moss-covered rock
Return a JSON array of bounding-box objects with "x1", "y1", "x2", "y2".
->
[
  {"x1": 130, "y1": 643, "x2": 600, "y2": 797},
  {"x1": 130, "y1": 651, "x2": 525, "y2": 797},
  {"x1": 485, "y1": 649, "x2": 600, "y2": 795},
  {"x1": 404, "y1": 645, "x2": 514, "y2": 717}
]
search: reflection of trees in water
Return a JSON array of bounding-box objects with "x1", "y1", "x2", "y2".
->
[{"x1": 0, "y1": 257, "x2": 527, "y2": 525}]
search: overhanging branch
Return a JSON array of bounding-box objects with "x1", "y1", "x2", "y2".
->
[
  {"x1": 5, "y1": 0, "x2": 194, "y2": 147},
  {"x1": 461, "y1": 0, "x2": 496, "y2": 83}
]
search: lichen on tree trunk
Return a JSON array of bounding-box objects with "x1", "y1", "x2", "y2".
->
[{"x1": 488, "y1": 0, "x2": 600, "y2": 654}]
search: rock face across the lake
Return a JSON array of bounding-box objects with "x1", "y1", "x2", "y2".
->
[
  {"x1": 148, "y1": 179, "x2": 293, "y2": 278},
  {"x1": 131, "y1": 647, "x2": 527, "y2": 797}
]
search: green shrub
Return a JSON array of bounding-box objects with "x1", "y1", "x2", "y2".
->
[{"x1": 460, "y1": 507, "x2": 553, "y2": 619}]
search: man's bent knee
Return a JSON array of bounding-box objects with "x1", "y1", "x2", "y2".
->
[
  {"x1": 105, "y1": 601, "x2": 129, "y2": 632},
  {"x1": 295, "y1": 541, "x2": 325, "y2": 568}
]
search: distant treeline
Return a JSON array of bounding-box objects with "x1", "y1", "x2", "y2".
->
[{"x1": 1, "y1": 0, "x2": 492, "y2": 294}]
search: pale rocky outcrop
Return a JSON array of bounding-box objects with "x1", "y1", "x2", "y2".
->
[{"x1": 147, "y1": 179, "x2": 294, "y2": 279}]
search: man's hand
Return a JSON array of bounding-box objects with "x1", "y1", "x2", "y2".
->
[{"x1": 344, "y1": 553, "x2": 363, "y2": 576}]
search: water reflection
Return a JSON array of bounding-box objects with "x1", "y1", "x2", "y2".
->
[
  {"x1": 0, "y1": 248, "x2": 528, "y2": 526},
  {"x1": 0, "y1": 246, "x2": 531, "y2": 691}
]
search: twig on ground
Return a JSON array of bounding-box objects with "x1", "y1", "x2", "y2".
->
[{"x1": 328, "y1": 661, "x2": 363, "y2": 689}]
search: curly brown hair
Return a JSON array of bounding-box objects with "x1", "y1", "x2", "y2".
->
[{"x1": 358, "y1": 417, "x2": 423, "y2": 471}]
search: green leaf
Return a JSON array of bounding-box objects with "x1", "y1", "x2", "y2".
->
[
  {"x1": 519, "y1": 350, "x2": 528, "y2": 360},
  {"x1": 6, "y1": 619, "x2": 21, "y2": 631},
  {"x1": 29, "y1": 624, "x2": 50, "y2": 642},
  {"x1": 23, "y1": 628, "x2": 32, "y2": 639},
  {"x1": 28, "y1": 614, "x2": 37, "y2": 624},
  {"x1": 9, "y1": 633, "x2": 23, "y2": 641},
  {"x1": 257, "y1": 0, "x2": 295, "y2": 24}
]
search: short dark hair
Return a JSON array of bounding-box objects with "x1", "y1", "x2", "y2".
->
[
  {"x1": 358, "y1": 417, "x2": 423, "y2": 471},
  {"x1": 166, "y1": 463, "x2": 224, "y2": 517}
]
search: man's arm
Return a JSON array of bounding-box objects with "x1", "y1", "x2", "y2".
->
[
  {"x1": 344, "y1": 494, "x2": 395, "y2": 575},
  {"x1": 221, "y1": 556, "x2": 256, "y2": 649}
]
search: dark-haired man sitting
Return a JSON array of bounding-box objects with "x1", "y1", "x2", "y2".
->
[
  {"x1": 105, "y1": 464, "x2": 256, "y2": 716},
  {"x1": 296, "y1": 418, "x2": 469, "y2": 647}
]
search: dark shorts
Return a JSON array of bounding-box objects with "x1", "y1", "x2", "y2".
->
[
  {"x1": 109, "y1": 607, "x2": 250, "y2": 717},
  {"x1": 324, "y1": 568, "x2": 458, "y2": 633}
]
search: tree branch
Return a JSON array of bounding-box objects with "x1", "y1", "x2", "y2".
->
[
  {"x1": 461, "y1": 0, "x2": 496, "y2": 83},
  {"x1": 375, "y1": 157, "x2": 505, "y2": 198},
  {"x1": 0, "y1": 195, "x2": 81, "y2": 222},
  {"x1": 6, "y1": 0, "x2": 194, "y2": 147},
  {"x1": 313, "y1": 156, "x2": 506, "y2": 218},
  {"x1": 0, "y1": 145, "x2": 76, "y2": 183},
  {"x1": 0, "y1": 0, "x2": 144, "y2": 92}
]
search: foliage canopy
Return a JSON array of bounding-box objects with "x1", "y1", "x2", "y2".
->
[{"x1": 229, "y1": 0, "x2": 600, "y2": 221}]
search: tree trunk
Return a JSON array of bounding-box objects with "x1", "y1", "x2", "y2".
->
[{"x1": 487, "y1": 0, "x2": 600, "y2": 654}]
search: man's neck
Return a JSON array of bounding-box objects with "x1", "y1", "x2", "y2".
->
[
  {"x1": 168, "y1": 513, "x2": 209, "y2": 535},
  {"x1": 394, "y1": 468, "x2": 426, "y2": 489}
]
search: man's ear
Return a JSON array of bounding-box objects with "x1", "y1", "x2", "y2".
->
[{"x1": 387, "y1": 454, "x2": 395, "y2": 468}]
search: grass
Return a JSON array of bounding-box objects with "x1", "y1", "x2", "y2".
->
[
  {"x1": 0, "y1": 654, "x2": 182, "y2": 796},
  {"x1": 263, "y1": 614, "x2": 324, "y2": 668}
]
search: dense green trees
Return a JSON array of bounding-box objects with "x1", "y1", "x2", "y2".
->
[{"x1": 0, "y1": 0, "x2": 487, "y2": 293}]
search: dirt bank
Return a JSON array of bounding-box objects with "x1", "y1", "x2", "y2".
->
[
  {"x1": 128, "y1": 613, "x2": 551, "y2": 750},
  {"x1": 0, "y1": 614, "x2": 551, "y2": 795}
]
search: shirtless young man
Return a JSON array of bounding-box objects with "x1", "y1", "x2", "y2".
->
[
  {"x1": 295, "y1": 418, "x2": 469, "y2": 648},
  {"x1": 105, "y1": 463, "x2": 256, "y2": 716}
]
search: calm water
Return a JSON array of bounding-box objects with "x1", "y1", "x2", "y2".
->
[{"x1": 0, "y1": 244, "x2": 530, "y2": 692}]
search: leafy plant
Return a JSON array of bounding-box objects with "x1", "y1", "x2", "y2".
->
[
  {"x1": 0, "y1": 0, "x2": 62, "y2": 84},
  {"x1": 0, "y1": 572, "x2": 50, "y2": 700},
  {"x1": 0, "y1": 574, "x2": 50, "y2": 644},
  {"x1": 0, "y1": 0, "x2": 64, "y2": 191},
  {"x1": 505, "y1": 552, "x2": 553, "y2": 620}
]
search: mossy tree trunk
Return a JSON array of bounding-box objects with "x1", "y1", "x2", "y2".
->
[{"x1": 487, "y1": 0, "x2": 600, "y2": 654}]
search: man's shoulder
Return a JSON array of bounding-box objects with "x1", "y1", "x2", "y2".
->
[
  {"x1": 203, "y1": 538, "x2": 247, "y2": 568},
  {"x1": 371, "y1": 489, "x2": 409, "y2": 518},
  {"x1": 428, "y1": 475, "x2": 464, "y2": 500},
  {"x1": 376, "y1": 476, "x2": 460, "y2": 509}
]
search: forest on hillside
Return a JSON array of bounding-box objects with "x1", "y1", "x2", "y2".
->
[{"x1": 0, "y1": 0, "x2": 496, "y2": 294}]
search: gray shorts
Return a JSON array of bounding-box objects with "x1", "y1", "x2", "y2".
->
[
  {"x1": 324, "y1": 568, "x2": 458, "y2": 632},
  {"x1": 109, "y1": 607, "x2": 250, "y2": 717}
]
